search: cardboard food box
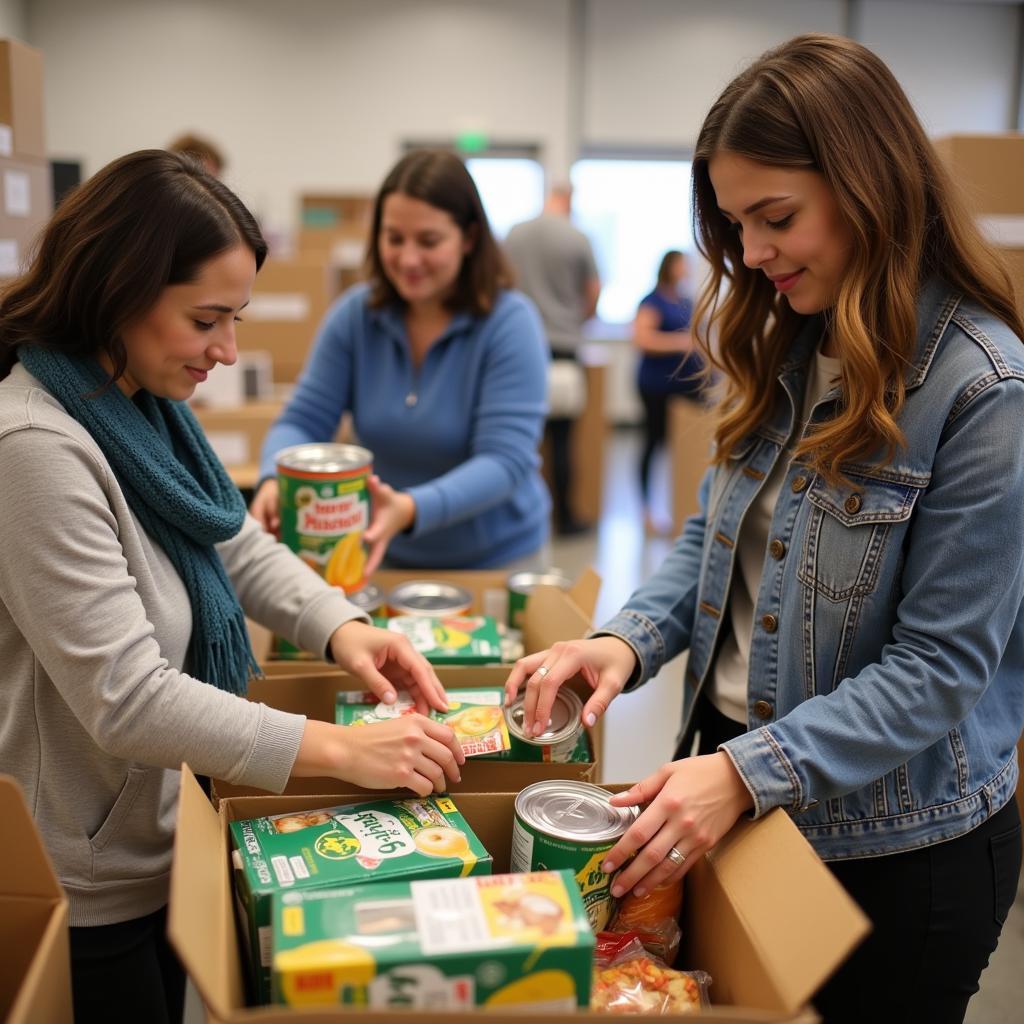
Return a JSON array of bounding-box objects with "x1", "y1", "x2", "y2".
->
[
  {"x1": 232, "y1": 794, "x2": 492, "y2": 1002},
  {"x1": 271, "y1": 869, "x2": 593, "y2": 1009},
  {"x1": 0, "y1": 39, "x2": 45, "y2": 161},
  {"x1": 236, "y1": 256, "x2": 332, "y2": 384},
  {"x1": 0, "y1": 775, "x2": 72, "y2": 1024},
  {"x1": 670, "y1": 395, "x2": 716, "y2": 533},
  {"x1": 932, "y1": 133, "x2": 1024, "y2": 217},
  {"x1": 0, "y1": 154, "x2": 52, "y2": 282},
  {"x1": 336, "y1": 687, "x2": 512, "y2": 759},
  {"x1": 170, "y1": 768, "x2": 870, "y2": 1023},
  {"x1": 192, "y1": 400, "x2": 283, "y2": 486}
]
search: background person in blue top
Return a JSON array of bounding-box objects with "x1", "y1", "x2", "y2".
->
[
  {"x1": 632, "y1": 249, "x2": 704, "y2": 535},
  {"x1": 507, "y1": 34, "x2": 1023, "y2": 1024},
  {"x1": 250, "y1": 150, "x2": 550, "y2": 572}
]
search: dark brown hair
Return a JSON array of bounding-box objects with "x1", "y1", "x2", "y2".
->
[
  {"x1": 365, "y1": 149, "x2": 513, "y2": 315},
  {"x1": 656, "y1": 250, "x2": 684, "y2": 288},
  {"x1": 0, "y1": 149, "x2": 266, "y2": 380},
  {"x1": 691, "y1": 34, "x2": 1023, "y2": 483}
]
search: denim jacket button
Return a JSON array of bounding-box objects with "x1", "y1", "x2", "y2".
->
[
  {"x1": 761, "y1": 613, "x2": 779, "y2": 633},
  {"x1": 791, "y1": 475, "x2": 809, "y2": 494},
  {"x1": 753, "y1": 700, "x2": 774, "y2": 720},
  {"x1": 769, "y1": 539, "x2": 786, "y2": 560},
  {"x1": 844, "y1": 493, "x2": 863, "y2": 514}
]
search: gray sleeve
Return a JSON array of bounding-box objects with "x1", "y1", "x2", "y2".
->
[
  {"x1": 217, "y1": 515, "x2": 369, "y2": 659},
  {"x1": 0, "y1": 426, "x2": 305, "y2": 793},
  {"x1": 578, "y1": 232, "x2": 599, "y2": 284}
]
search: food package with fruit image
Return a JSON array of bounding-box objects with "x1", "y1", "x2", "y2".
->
[
  {"x1": 271, "y1": 868, "x2": 594, "y2": 1009},
  {"x1": 335, "y1": 687, "x2": 511, "y2": 758},
  {"x1": 230, "y1": 795, "x2": 491, "y2": 1003},
  {"x1": 376, "y1": 614, "x2": 503, "y2": 665}
]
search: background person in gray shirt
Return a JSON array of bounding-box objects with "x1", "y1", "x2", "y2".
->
[
  {"x1": 505, "y1": 185, "x2": 601, "y2": 535},
  {"x1": 0, "y1": 150, "x2": 463, "y2": 1024}
]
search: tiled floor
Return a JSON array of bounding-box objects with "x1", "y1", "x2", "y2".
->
[{"x1": 552, "y1": 427, "x2": 1024, "y2": 1024}]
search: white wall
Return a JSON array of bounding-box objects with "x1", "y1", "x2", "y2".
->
[
  {"x1": 0, "y1": 0, "x2": 26, "y2": 42},
  {"x1": 26, "y1": 0, "x2": 1023, "y2": 234},
  {"x1": 29, "y1": 0, "x2": 572, "y2": 233}
]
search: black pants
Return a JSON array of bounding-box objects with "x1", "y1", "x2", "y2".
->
[
  {"x1": 686, "y1": 692, "x2": 1022, "y2": 1023},
  {"x1": 70, "y1": 905, "x2": 185, "y2": 1024},
  {"x1": 639, "y1": 389, "x2": 670, "y2": 504},
  {"x1": 547, "y1": 415, "x2": 576, "y2": 527}
]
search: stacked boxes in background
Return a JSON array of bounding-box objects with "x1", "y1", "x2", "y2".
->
[{"x1": 0, "y1": 38, "x2": 53, "y2": 282}]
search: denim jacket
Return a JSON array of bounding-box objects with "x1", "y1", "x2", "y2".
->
[{"x1": 599, "y1": 280, "x2": 1024, "y2": 860}]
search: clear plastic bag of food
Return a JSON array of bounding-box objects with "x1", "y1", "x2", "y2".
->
[
  {"x1": 592, "y1": 931, "x2": 711, "y2": 1015},
  {"x1": 609, "y1": 878, "x2": 684, "y2": 962}
]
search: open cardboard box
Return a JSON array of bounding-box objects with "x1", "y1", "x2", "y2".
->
[
  {"x1": 170, "y1": 767, "x2": 869, "y2": 1023},
  {"x1": 0, "y1": 775, "x2": 72, "y2": 1024}
]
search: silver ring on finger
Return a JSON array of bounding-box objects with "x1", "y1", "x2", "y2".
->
[
  {"x1": 536, "y1": 665, "x2": 550, "y2": 678},
  {"x1": 666, "y1": 845, "x2": 686, "y2": 867}
]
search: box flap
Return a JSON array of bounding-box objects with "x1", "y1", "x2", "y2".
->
[
  {"x1": 700, "y1": 808, "x2": 869, "y2": 1013},
  {"x1": 568, "y1": 566, "x2": 601, "y2": 619},
  {"x1": 524, "y1": 581, "x2": 593, "y2": 650},
  {"x1": 0, "y1": 775, "x2": 63, "y2": 900},
  {"x1": 167, "y1": 765, "x2": 242, "y2": 1021}
]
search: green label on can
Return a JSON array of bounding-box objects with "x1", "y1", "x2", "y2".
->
[{"x1": 509, "y1": 816, "x2": 617, "y2": 930}]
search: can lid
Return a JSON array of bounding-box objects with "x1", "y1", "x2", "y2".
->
[
  {"x1": 515, "y1": 781, "x2": 635, "y2": 843},
  {"x1": 505, "y1": 688, "x2": 583, "y2": 747},
  {"x1": 507, "y1": 569, "x2": 573, "y2": 595},
  {"x1": 275, "y1": 443, "x2": 373, "y2": 473},
  {"x1": 387, "y1": 581, "x2": 473, "y2": 614}
]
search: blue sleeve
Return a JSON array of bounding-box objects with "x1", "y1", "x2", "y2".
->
[
  {"x1": 258, "y1": 290, "x2": 360, "y2": 480},
  {"x1": 405, "y1": 293, "x2": 549, "y2": 535}
]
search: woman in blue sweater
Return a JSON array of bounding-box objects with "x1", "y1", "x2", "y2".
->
[{"x1": 252, "y1": 150, "x2": 551, "y2": 572}]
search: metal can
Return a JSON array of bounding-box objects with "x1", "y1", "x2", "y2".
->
[
  {"x1": 504, "y1": 687, "x2": 584, "y2": 763},
  {"x1": 386, "y1": 581, "x2": 473, "y2": 618},
  {"x1": 276, "y1": 443, "x2": 372, "y2": 592},
  {"x1": 507, "y1": 569, "x2": 572, "y2": 629},
  {"x1": 346, "y1": 582, "x2": 384, "y2": 617},
  {"x1": 510, "y1": 780, "x2": 636, "y2": 930}
]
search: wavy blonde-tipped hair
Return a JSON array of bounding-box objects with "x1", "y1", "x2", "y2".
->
[{"x1": 691, "y1": 34, "x2": 1022, "y2": 483}]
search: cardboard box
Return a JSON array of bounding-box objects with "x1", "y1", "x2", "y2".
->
[
  {"x1": 932, "y1": 133, "x2": 1024, "y2": 217},
  {"x1": 670, "y1": 396, "x2": 716, "y2": 533},
  {"x1": 192, "y1": 400, "x2": 283, "y2": 480},
  {"x1": 300, "y1": 192, "x2": 373, "y2": 232},
  {"x1": 237, "y1": 257, "x2": 332, "y2": 384},
  {"x1": 0, "y1": 154, "x2": 52, "y2": 280},
  {"x1": 0, "y1": 775, "x2": 72, "y2": 1024},
  {"x1": 169, "y1": 768, "x2": 869, "y2": 1022},
  {"x1": 0, "y1": 39, "x2": 45, "y2": 161}
]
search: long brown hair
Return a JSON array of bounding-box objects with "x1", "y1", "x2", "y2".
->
[
  {"x1": 0, "y1": 149, "x2": 266, "y2": 381},
  {"x1": 365, "y1": 149, "x2": 514, "y2": 316},
  {"x1": 691, "y1": 34, "x2": 1022, "y2": 482}
]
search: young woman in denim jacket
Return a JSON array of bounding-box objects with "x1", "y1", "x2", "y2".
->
[{"x1": 507, "y1": 34, "x2": 1023, "y2": 1023}]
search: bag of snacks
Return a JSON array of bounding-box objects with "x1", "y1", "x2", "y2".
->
[
  {"x1": 591, "y1": 932, "x2": 711, "y2": 1015},
  {"x1": 609, "y1": 879, "x2": 683, "y2": 962}
]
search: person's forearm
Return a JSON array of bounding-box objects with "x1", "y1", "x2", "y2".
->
[{"x1": 291, "y1": 719, "x2": 349, "y2": 779}]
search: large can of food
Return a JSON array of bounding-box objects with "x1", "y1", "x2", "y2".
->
[
  {"x1": 346, "y1": 582, "x2": 384, "y2": 617},
  {"x1": 276, "y1": 443, "x2": 372, "y2": 592},
  {"x1": 504, "y1": 687, "x2": 585, "y2": 763},
  {"x1": 386, "y1": 580, "x2": 473, "y2": 618},
  {"x1": 510, "y1": 780, "x2": 636, "y2": 931},
  {"x1": 507, "y1": 569, "x2": 572, "y2": 629}
]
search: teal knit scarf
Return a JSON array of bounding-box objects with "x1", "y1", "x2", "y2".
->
[{"x1": 19, "y1": 345, "x2": 258, "y2": 694}]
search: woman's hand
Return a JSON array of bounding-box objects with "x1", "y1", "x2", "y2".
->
[
  {"x1": 601, "y1": 752, "x2": 755, "y2": 898},
  {"x1": 249, "y1": 478, "x2": 280, "y2": 535},
  {"x1": 362, "y1": 474, "x2": 416, "y2": 576},
  {"x1": 328, "y1": 619, "x2": 450, "y2": 716},
  {"x1": 294, "y1": 717, "x2": 464, "y2": 796},
  {"x1": 503, "y1": 636, "x2": 638, "y2": 735}
]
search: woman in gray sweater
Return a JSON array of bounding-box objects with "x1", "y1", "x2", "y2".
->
[{"x1": 0, "y1": 150, "x2": 464, "y2": 1024}]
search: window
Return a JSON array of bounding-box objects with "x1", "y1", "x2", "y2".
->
[
  {"x1": 570, "y1": 159, "x2": 694, "y2": 324},
  {"x1": 466, "y1": 157, "x2": 545, "y2": 239}
]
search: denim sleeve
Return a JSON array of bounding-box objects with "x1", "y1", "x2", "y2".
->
[
  {"x1": 591, "y1": 467, "x2": 711, "y2": 689},
  {"x1": 724, "y1": 378, "x2": 1024, "y2": 817},
  {"x1": 406, "y1": 294, "x2": 548, "y2": 536},
  {"x1": 257, "y1": 290, "x2": 359, "y2": 481}
]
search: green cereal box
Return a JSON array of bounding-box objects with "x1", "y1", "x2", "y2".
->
[
  {"x1": 375, "y1": 614, "x2": 502, "y2": 665},
  {"x1": 230, "y1": 796, "x2": 491, "y2": 1003},
  {"x1": 335, "y1": 687, "x2": 512, "y2": 758},
  {"x1": 271, "y1": 868, "x2": 594, "y2": 1009}
]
